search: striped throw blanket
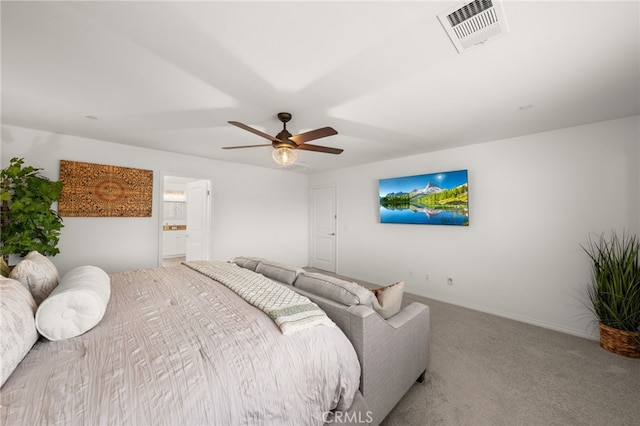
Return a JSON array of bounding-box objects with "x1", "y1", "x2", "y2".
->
[{"x1": 183, "y1": 261, "x2": 335, "y2": 335}]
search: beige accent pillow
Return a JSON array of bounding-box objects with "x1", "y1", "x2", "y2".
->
[
  {"x1": 1, "y1": 258, "x2": 10, "y2": 277},
  {"x1": 0, "y1": 277, "x2": 38, "y2": 387},
  {"x1": 370, "y1": 281, "x2": 405, "y2": 319},
  {"x1": 9, "y1": 251, "x2": 59, "y2": 305}
]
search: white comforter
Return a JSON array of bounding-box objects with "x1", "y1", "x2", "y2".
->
[{"x1": 0, "y1": 264, "x2": 361, "y2": 425}]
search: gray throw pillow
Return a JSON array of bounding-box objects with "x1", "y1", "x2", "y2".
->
[
  {"x1": 230, "y1": 256, "x2": 263, "y2": 271},
  {"x1": 255, "y1": 260, "x2": 304, "y2": 285},
  {"x1": 294, "y1": 272, "x2": 374, "y2": 307}
]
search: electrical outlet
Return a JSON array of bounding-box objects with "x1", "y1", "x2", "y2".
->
[
  {"x1": 425, "y1": 274, "x2": 430, "y2": 280},
  {"x1": 447, "y1": 277, "x2": 453, "y2": 286},
  {"x1": 409, "y1": 271, "x2": 413, "y2": 278}
]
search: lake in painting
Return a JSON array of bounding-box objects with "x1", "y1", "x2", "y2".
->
[{"x1": 379, "y1": 170, "x2": 469, "y2": 226}]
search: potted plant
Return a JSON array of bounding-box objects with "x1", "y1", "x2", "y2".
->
[
  {"x1": 0, "y1": 157, "x2": 64, "y2": 264},
  {"x1": 582, "y1": 230, "x2": 640, "y2": 358}
]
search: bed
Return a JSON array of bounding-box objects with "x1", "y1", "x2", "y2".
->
[{"x1": 1, "y1": 257, "x2": 362, "y2": 425}]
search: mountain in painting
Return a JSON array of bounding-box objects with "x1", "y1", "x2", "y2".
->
[{"x1": 409, "y1": 182, "x2": 442, "y2": 198}]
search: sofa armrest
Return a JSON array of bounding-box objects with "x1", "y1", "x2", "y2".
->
[
  {"x1": 387, "y1": 302, "x2": 428, "y2": 329},
  {"x1": 347, "y1": 302, "x2": 430, "y2": 425}
]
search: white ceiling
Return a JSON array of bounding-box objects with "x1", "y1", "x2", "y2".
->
[{"x1": 2, "y1": 1, "x2": 639, "y2": 173}]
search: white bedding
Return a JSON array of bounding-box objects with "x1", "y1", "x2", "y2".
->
[{"x1": 0, "y1": 264, "x2": 361, "y2": 425}]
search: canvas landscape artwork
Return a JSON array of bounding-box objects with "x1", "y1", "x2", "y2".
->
[{"x1": 379, "y1": 170, "x2": 469, "y2": 225}]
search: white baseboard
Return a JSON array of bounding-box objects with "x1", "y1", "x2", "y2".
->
[{"x1": 406, "y1": 290, "x2": 599, "y2": 341}]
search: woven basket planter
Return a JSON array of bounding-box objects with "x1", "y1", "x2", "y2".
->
[{"x1": 598, "y1": 323, "x2": 640, "y2": 358}]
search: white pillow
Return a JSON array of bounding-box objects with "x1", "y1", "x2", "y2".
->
[
  {"x1": 0, "y1": 278, "x2": 38, "y2": 387},
  {"x1": 35, "y1": 265, "x2": 111, "y2": 341}
]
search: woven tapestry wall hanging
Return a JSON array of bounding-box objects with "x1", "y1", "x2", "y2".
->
[{"x1": 59, "y1": 160, "x2": 153, "y2": 217}]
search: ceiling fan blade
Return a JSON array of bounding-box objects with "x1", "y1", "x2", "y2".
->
[
  {"x1": 296, "y1": 143, "x2": 343, "y2": 155},
  {"x1": 289, "y1": 127, "x2": 337, "y2": 145},
  {"x1": 228, "y1": 121, "x2": 282, "y2": 143},
  {"x1": 222, "y1": 144, "x2": 272, "y2": 150}
]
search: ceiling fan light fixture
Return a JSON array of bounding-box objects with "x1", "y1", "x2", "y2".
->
[
  {"x1": 272, "y1": 146, "x2": 297, "y2": 167},
  {"x1": 225, "y1": 112, "x2": 341, "y2": 166}
]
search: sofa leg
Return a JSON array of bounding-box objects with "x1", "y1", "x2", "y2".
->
[{"x1": 416, "y1": 370, "x2": 426, "y2": 383}]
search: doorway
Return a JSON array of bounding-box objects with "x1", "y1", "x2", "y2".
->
[{"x1": 159, "y1": 174, "x2": 212, "y2": 266}]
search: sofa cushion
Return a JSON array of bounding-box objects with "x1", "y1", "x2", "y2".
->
[
  {"x1": 294, "y1": 272, "x2": 374, "y2": 307},
  {"x1": 35, "y1": 265, "x2": 111, "y2": 341},
  {"x1": 230, "y1": 256, "x2": 263, "y2": 271},
  {"x1": 9, "y1": 251, "x2": 60, "y2": 305},
  {"x1": 255, "y1": 260, "x2": 304, "y2": 285},
  {"x1": 0, "y1": 277, "x2": 38, "y2": 387},
  {"x1": 370, "y1": 281, "x2": 405, "y2": 319}
]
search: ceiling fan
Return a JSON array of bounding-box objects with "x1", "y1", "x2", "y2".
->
[{"x1": 224, "y1": 112, "x2": 342, "y2": 166}]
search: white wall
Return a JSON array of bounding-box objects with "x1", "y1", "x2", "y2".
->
[
  {"x1": 3, "y1": 117, "x2": 638, "y2": 339},
  {"x1": 1, "y1": 125, "x2": 309, "y2": 275},
  {"x1": 309, "y1": 116, "x2": 640, "y2": 339}
]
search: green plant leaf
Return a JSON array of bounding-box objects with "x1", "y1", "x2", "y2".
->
[
  {"x1": 1, "y1": 157, "x2": 64, "y2": 257},
  {"x1": 582, "y1": 231, "x2": 640, "y2": 332}
]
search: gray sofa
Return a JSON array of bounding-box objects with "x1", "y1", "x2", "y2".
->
[{"x1": 232, "y1": 257, "x2": 431, "y2": 426}]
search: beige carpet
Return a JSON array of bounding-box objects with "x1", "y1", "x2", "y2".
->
[{"x1": 380, "y1": 292, "x2": 640, "y2": 426}]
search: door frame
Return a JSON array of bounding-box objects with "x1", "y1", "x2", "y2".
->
[{"x1": 158, "y1": 171, "x2": 213, "y2": 266}]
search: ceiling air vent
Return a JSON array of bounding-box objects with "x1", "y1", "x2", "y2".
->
[{"x1": 437, "y1": 0, "x2": 509, "y2": 53}]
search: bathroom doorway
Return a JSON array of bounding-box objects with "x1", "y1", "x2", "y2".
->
[{"x1": 159, "y1": 173, "x2": 211, "y2": 266}]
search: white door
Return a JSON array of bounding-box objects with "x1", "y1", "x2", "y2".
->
[
  {"x1": 310, "y1": 185, "x2": 337, "y2": 272},
  {"x1": 186, "y1": 180, "x2": 210, "y2": 261}
]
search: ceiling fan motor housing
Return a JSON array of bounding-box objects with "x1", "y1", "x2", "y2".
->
[
  {"x1": 272, "y1": 112, "x2": 295, "y2": 148},
  {"x1": 275, "y1": 129, "x2": 295, "y2": 148}
]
